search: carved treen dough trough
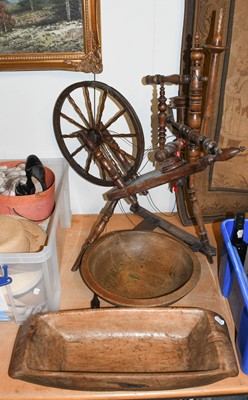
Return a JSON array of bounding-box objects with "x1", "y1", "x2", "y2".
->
[{"x1": 9, "y1": 308, "x2": 238, "y2": 391}]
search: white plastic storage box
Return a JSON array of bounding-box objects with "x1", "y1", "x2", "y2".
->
[{"x1": 0, "y1": 159, "x2": 71, "y2": 323}]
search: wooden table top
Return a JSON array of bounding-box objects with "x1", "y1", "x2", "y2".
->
[{"x1": 1, "y1": 213, "x2": 248, "y2": 399}]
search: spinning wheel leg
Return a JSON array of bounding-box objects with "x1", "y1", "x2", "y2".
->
[
  {"x1": 186, "y1": 183, "x2": 215, "y2": 261},
  {"x1": 187, "y1": 144, "x2": 215, "y2": 262},
  {"x1": 130, "y1": 203, "x2": 216, "y2": 255},
  {"x1": 71, "y1": 200, "x2": 118, "y2": 271},
  {"x1": 91, "y1": 293, "x2": 100, "y2": 308}
]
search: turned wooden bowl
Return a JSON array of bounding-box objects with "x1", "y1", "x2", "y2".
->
[{"x1": 80, "y1": 230, "x2": 201, "y2": 306}]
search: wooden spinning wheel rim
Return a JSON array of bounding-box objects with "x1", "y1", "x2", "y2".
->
[{"x1": 53, "y1": 81, "x2": 144, "y2": 186}]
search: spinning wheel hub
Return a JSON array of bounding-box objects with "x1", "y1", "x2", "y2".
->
[{"x1": 87, "y1": 128, "x2": 102, "y2": 145}]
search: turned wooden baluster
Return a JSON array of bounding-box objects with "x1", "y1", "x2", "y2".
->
[
  {"x1": 145, "y1": 73, "x2": 191, "y2": 162},
  {"x1": 187, "y1": 32, "x2": 215, "y2": 262},
  {"x1": 154, "y1": 84, "x2": 167, "y2": 162},
  {"x1": 188, "y1": 32, "x2": 205, "y2": 134},
  {"x1": 153, "y1": 84, "x2": 185, "y2": 172}
]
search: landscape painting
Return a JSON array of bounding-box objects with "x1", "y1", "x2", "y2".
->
[
  {"x1": 0, "y1": 0, "x2": 84, "y2": 53},
  {"x1": 0, "y1": 0, "x2": 102, "y2": 72}
]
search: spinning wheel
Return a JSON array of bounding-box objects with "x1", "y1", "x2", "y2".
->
[
  {"x1": 53, "y1": 81, "x2": 144, "y2": 186},
  {"x1": 53, "y1": 10, "x2": 244, "y2": 279}
]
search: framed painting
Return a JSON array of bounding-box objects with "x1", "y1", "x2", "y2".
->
[
  {"x1": 0, "y1": 0, "x2": 102, "y2": 73},
  {"x1": 177, "y1": 0, "x2": 248, "y2": 225}
]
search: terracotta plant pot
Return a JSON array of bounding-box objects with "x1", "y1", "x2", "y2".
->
[{"x1": 0, "y1": 161, "x2": 55, "y2": 222}]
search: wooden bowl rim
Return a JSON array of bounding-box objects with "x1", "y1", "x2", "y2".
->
[{"x1": 80, "y1": 230, "x2": 201, "y2": 307}]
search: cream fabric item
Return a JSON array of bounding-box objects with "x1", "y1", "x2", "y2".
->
[
  {"x1": 0, "y1": 215, "x2": 47, "y2": 253},
  {"x1": 0, "y1": 165, "x2": 26, "y2": 195}
]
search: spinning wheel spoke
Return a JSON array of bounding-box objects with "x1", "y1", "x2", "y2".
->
[
  {"x1": 83, "y1": 86, "x2": 95, "y2": 127},
  {"x1": 85, "y1": 152, "x2": 93, "y2": 173},
  {"x1": 62, "y1": 132, "x2": 82, "y2": 139},
  {"x1": 53, "y1": 81, "x2": 144, "y2": 186},
  {"x1": 101, "y1": 109, "x2": 126, "y2": 130},
  {"x1": 67, "y1": 94, "x2": 91, "y2": 128},
  {"x1": 71, "y1": 144, "x2": 86, "y2": 158},
  {"x1": 111, "y1": 133, "x2": 136, "y2": 138},
  {"x1": 60, "y1": 112, "x2": 84, "y2": 130},
  {"x1": 96, "y1": 90, "x2": 107, "y2": 127}
]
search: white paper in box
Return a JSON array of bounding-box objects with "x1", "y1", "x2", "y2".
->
[{"x1": 0, "y1": 159, "x2": 71, "y2": 323}]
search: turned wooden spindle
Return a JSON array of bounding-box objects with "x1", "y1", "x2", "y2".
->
[
  {"x1": 145, "y1": 74, "x2": 190, "y2": 86},
  {"x1": 188, "y1": 32, "x2": 205, "y2": 132},
  {"x1": 157, "y1": 84, "x2": 167, "y2": 151},
  {"x1": 154, "y1": 84, "x2": 168, "y2": 163},
  {"x1": 154, "y1": 86, "x2": 185, "y2": 171},
  {"x1": 144, "y1": 74, "x2": 190, "y2": 165}
]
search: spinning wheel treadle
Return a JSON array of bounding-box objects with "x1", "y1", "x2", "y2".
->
[{"x1": 53, "y1": 81, "x2": 144, "y2": 187}]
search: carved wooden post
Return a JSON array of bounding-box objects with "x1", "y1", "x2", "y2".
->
[{"x1": 187, "y1": 32, "x2": 215, "y2": 261}]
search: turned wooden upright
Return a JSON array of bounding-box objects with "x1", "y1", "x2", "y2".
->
[{"x1": 186, "y1": 32, "x2": 213, "y2": 261}]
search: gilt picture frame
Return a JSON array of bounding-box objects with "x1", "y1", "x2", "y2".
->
[
  {"x1": 177, "y1": 0, "x2": 248, "y2": 225},
  {"x1": 0, "y1": 0, "x2": 102, "y2": 73}
]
